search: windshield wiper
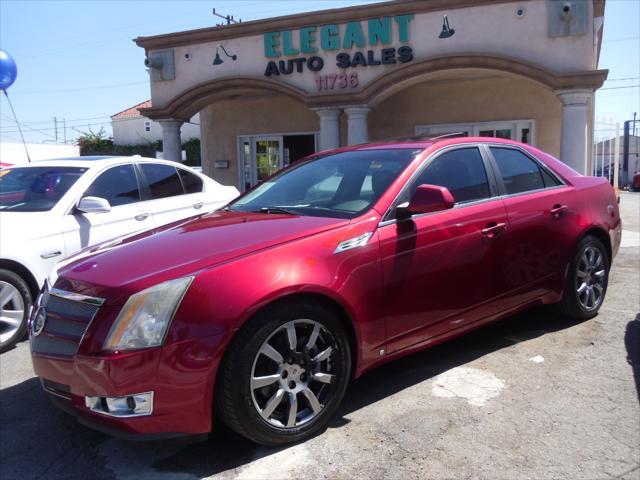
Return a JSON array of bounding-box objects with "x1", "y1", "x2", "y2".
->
[{"x1": 257, "y1": 206, "x2": 298, "y2": 215}]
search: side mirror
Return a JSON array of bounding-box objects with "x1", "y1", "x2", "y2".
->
[
  {"x1": 76, "y1": 196, "x2": 111, "y2": 214},
  {"x1": 397, "y1": 184, "x2": 455, "y2": 219}
]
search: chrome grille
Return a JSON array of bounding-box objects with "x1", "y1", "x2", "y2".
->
[{"x1": 30, "y1": 284, "x2": 104, "y2": 358}]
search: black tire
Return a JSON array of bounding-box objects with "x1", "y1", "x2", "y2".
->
[
  {"x1": 0, "y1": 269, "x2": 33, "y2": 354},
  {"x1": 558, "y1": 235, "x2": 610, "y2": 321},
  {"x1": 215, "y1": 300, "x2": 351, "y2": 446}
]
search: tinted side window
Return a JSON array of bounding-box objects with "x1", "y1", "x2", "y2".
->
[
  {"x1": 411, "y1": 147, "x2": 491, "y2": 203},
  {"x1": 177, "y1": 168, "x2": 203, "y2": 194},
  {"x1": 491, "y1": 148, "x2": 546, "y2": 194},
  {"x1": 85, "y1": 164, "x2": 140, "y2": 207},
  {"x1": 540, "y1": 167, "x2": 561, "y2": 187},
  {"x1": 141, "y1": 164, "x2": 184, "y2": 199}
]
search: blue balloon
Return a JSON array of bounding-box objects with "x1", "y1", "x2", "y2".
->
[{"x1": 0, "y1": 50, "x2": 18, "y2": 91}]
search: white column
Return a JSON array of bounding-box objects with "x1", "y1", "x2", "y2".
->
[
  {"x1": 556, "y1": 90, "x2": 592, "y2": 174},
  {"x1": 344, "y1": 105, "x2": 371, "y2": 146},
  {"x1": 158, "y1": 119, "x2": 183, "y2": 162},
  {"x1": 313, "y1": 108, "x2": 341, "y2": 151}
]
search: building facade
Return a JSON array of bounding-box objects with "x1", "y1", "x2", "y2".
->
[
  {"x1": 594, "y1": 134, "x2": 640, "y2": 185},
  {"x1": 135, "y1": 0, "x2": 607, "y2": 191},
  {"x1": 111, "y1": 100, "x2": 201, "y2": 146}
]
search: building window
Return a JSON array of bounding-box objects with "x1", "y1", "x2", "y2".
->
[
  {"x1": 416, "y1": 120, "x2": 535, "y2": 145},
  {"x1": 144, "y1": 121, "x2": 151, "y2": 132}
]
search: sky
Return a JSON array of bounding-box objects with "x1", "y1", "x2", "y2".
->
[{"x1": 0, "y1": 0, "x2": 638, "y2": 145}]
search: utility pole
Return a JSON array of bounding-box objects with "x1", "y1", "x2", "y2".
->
[
  {"x1": 622, "y1": 112, "x2": 638, "y2": 187},
  {"x1": 63, "y1": 118, "x2": 67, "y2": 143},
  {"x1": 52, "y1": 116, "x2": 58, "y2": 144}
]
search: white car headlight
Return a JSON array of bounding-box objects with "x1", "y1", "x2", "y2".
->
[{"x1": 103, "y1": 277, "x2": 193, "y2": 351}]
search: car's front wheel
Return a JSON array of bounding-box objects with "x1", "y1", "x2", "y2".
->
[
  {"x1": 0, "y1": 269, "x2": 32, "y2": 353},
  {"x1": 216, "y1": 300, "x2": 351, "y2": 446},
  {"x1": 559, "y1": 235, "x2": 610, "y2": 320}
]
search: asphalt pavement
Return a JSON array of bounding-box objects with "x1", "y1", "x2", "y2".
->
[{"x1": 1, "y1": 192, "x2": 639, "y2": 480}]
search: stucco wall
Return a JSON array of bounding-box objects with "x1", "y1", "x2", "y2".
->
[
  {"x1": 200, "y1": 73, "x2": 562, "y2": 188},
  {"x1": 369, "y1": 74, "x2": 562, "y2": 156},
  {"x1": 200, "y1": 96, "x2": 319, "y2": 186},
  {"x1": 112, "y1": 114, "x2": 201, "y2": 146}
]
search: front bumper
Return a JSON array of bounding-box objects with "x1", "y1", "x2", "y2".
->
[{"x1": 31, "y1": 335, "x2": 223, "y2": 440}]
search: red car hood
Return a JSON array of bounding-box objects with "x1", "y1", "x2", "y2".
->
[{"x1": 55, "y1": 210, "x2": 349, "y2": 304}]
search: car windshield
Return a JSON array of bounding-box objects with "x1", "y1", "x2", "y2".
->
[
  {"x1": 228, "y1": 149, "x2": 421, "y2": 219},
  {"x1": 0, "y1": 166, "x2": 87, "y2": 212}
]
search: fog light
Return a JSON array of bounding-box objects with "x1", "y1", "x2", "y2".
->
[{"x1": 85, "y1": 392, "x2": 153, "y2": 417}]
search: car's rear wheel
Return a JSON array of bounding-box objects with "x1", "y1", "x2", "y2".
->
[
  {"x1": 216, "y1": 300, "x2": 351, "y2": 446},
  {"x1": 559, "y1": 235, "x2": 609, "y2": 320},
  {"x1": 0, "y1": 269, "x2": 32, "y2": 353}
]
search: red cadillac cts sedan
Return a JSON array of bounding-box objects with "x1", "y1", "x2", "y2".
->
[{"x1": 29, "y1": 137, "x2": 621, "y2": 446}]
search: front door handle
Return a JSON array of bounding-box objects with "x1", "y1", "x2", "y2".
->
[
  {"x1": 550, "y1": 204, "x2": 568, "y2": 219},
  {"x1": 193, "y1": 202, "x2": 204, "y2": 210},
  {"x1": 481, "y1": 222, "x2": 507, "y2": 238},
  {"x1": 135, "y1": 212, "x2": 150, "y2": 221}
]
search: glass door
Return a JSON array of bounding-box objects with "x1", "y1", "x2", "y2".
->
[
  {"x1": 239, "y1": 136, "x2": 284, "y2": 191},
  {"x1": 255, "y1": 137, "x2": 283, "y2": 183}
]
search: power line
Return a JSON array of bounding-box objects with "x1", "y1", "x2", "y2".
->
[
  {"x1": 0, "y1": 119, "x2": 58, "y2": 139},
  {"x1": 8, "y1": 81, "x2": 148, "y2": 95},
  {"x1": 0, "y1": 120, "x2": 111, "y2": 135},
  {"x1": 599, "y1": 84, "x2": 640, "y2": 91},
  {"x1": 0, "y1": 114, "x2": 112, "y2": 126},
  {"x1": 6, "y1": 7, "x2": 211, "y2": 53},
  {"x1": 605, "y1": 77, "x2": 640, "y2": 82},
  {"x1": 603, "y1": 35, "x2": 640, "y2": 43}
]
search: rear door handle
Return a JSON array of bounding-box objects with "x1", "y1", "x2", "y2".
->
[
  {"x1": 481, "y1": 222, "x2": 507, "y2": 238},
  {"x1": 40, "y1": 251, "x2": 62, "y2": 259},
  {"x1": 135, "y1": 212, "x2": 150, "y2": 221},
  {"x1": 193, "y1": 202, "x2": 204, "y2": 210},
  {"x1": 550, "y1": 204, "x2": 568, "y2": 219}
]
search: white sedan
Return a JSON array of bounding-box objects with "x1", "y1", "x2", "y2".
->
[{"x1": 0, "y1": 156, "x2": 239, "y2": 352}]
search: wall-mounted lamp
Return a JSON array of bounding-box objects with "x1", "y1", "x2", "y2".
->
[
  {"x1": 213, "y1": 44, "x2": 237, "y2": 65},
  {"x1": 439, "y1": 15, "x2": 455, "y2": 39}
]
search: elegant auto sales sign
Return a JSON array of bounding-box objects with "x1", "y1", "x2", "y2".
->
[{"x1": 262, "y1": 15, "x2": 415, "y2": 91}]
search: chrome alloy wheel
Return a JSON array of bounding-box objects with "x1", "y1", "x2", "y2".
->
[
  {"x1": 250, "y1": 319, "x2": 337, "y2": 429},
  {"x1": 575, "y1": 246, "x2": 606, "y2": 312},
  {"x1": 0, "y1": 281, "x2": 25, "y2": 344}
]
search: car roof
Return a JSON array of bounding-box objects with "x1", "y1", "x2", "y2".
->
[
  {"x1": 315, "y1": 136, "x2": 531, "y2": 156},
  {"x1": 344, "y1": 136, "x2": 528, "y2": 151},
  {"x1": 6, "y1": 156, "x2": 190, "y2": 169}
]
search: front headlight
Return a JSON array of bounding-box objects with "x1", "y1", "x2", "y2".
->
[{"x1": 103, "y1": 276, "x2": 194, "y2": 351}]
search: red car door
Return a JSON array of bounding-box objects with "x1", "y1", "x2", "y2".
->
[
  {"x1": 486, "y1": 146, "x2": 577, "y2": 308},
  {"x1": 378, "y1": 146, "x2": 510, "y2": 353}
]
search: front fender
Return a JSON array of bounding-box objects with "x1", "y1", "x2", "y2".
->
[{"x1": 167, "y1": 220, "x2": 384, "y2": 377}]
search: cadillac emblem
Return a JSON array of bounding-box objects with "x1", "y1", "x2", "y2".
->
[{"x1": 32, "y1": 306, "x2": 47, "y2": 336}]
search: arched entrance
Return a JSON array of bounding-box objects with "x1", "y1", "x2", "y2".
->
[{"x1": 141, "y1": 54, "x2": 606, "y2": 185}]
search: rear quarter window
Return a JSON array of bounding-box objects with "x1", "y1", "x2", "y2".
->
[{"x1": 177, "y1": 168, "x2": 204, "y2": 194}]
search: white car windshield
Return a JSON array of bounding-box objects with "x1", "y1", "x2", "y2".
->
[{"x1": 0, "y1": 166, "x2": 87, "y2": 212}]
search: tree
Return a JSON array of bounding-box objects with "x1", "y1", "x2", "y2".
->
[{"x1": 76, "y1": 127, "x2": 113, "y2": 156}]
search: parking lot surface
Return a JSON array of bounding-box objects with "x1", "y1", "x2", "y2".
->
[{"x1": 1, "y1": 193, "x2": 638, "y2": 480}]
